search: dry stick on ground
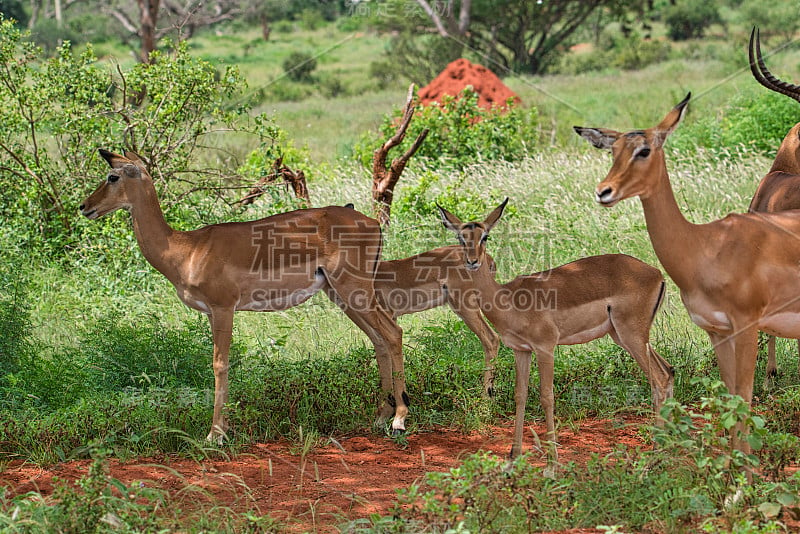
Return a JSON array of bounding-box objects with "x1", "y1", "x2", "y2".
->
[
  {"x1": 372, "y1": 84, "x2": 429, "y2": 226},
  {"x1": 237, "y1": 156, "x2": 311, "y2": 207}
]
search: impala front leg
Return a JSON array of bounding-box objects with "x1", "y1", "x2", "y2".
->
[{"x1": 207, "y1": 308, "x2": 234, "y2": 443}]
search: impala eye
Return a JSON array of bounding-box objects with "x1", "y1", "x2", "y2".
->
[
  {"x1": 107, "y1": 174, "x2": 120, "y2": 183},
  {"x1": 635, "y1": 147, "x2": 651, "y2": 159}
]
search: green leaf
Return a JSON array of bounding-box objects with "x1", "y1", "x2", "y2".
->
[{"x1": 758, "y1": 501, "x2": 782, "y2": 519}]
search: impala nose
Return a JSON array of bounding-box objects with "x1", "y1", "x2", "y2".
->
[
  {"x1": 596, "y1": 187, "x2": 615, "y2": 205},
  {"x1": 466, "y1": 259, "x2": 479, "y2": 271}
]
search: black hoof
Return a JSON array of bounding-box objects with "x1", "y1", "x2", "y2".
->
[{"x1": 392, "y1": 428, "x2": 405, "y2": 437}]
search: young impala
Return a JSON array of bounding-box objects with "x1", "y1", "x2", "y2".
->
[
  {"x1": 437, "y1": 199, "x2": 674, "y2": 466},
  {"x1": 576, "y1": 93, "x2": 800, "y2": 455},
  {"x1": 80, "y1": 150, "x2": 409, "y2": 442}
]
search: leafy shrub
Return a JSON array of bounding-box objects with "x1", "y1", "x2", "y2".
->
[
  {"x1": 553, "y1": 32, "x2": 671, "y2": 75},
  {"x1": 0, "y1": 0, "x2": 26, "y2": 26},
  {"x1": 719, "y1": 91, "x2": 800, "y2": 155},
  {"x1": 0, "y1": 17, "x2": 281, "y2": 254},
  {"x1": 670, "y1": 89, "x2": 798, "y2": 158},
  {"x1": 282, "y1": 51, "x2": 317, "y2": 82},
  {"x1": 354, "y1": 87, "x2": 539, "y2": 171},
  {"x1": 663, "y1": 0, "x2": 722, "y2": 41},
  {"x1": 610, "y1": 33, "x2": 671, "y2": 70}
]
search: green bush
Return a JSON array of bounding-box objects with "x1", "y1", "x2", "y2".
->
[
  {"x1": 354, "y1": 87, "x2": 539, "y2": 171},
  {"x1": 670, "y1": 89, "x2": 798, "y2": 157},
  {"x1": 0, "y1": 17, "x2": 281, "y2": 254},
  {"x1": 282, "y1": 50, "x2": 317, "y2": 82},
  {"x1": 663, "y1": 0, "x2": 722, "y2": 41},
  {"x1": 553, "y1": 32, "x2": 671, "y2": 75}
]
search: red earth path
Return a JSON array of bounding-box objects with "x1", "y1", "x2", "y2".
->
[{"x1": 0, "y1": 416, "x2": 651, "y2": 533}]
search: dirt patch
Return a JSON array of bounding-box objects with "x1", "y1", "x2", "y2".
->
[
  {"x1": 0, "y1": 416, "x2": 650, "y2": 532},
  {"x1": 418, "y1": 58, "x2": 520, "y2": 109}
]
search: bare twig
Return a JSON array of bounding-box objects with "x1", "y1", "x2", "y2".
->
[{"x1": 371, "y1": 84, "x2": 429, "y2": 226}]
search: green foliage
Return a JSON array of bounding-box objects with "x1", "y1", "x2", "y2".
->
[
  {"x1": 354, "y1": 88, "x2": 538, "y2": 171},
  {"x1": 0, "y1": 0, "x2": 26, "y2": 26},
  {"x1": 663, "y1": 0, "x2": 722, "y2": 41},
  {"x1": 282, "y1": 50, "x2": 317, "y2": 82},
  {"x1": 0, "y1": 17, "x2": 281, "y2": 254},
  {"x1": 670, "y1": 89, "x2": 798, "y2": 157},
  {"x1": 553, "y1": 32, "x2": 671, "y2": 74}
]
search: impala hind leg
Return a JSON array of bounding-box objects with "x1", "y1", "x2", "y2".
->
[
  {"x1": 608, "y1": 324, "x2": 674, "y2": 416},
  {"x1": 765, "y1": 335, "x2": 778, "y2": 388},
  {"x1": 207, "y1": 308, "x2": 234, "y2": 443},
  {"x1": 324, "y1": 285, "x2": 407, "y2": 433}
]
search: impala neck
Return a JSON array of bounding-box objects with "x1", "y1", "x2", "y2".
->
[
  {"x1": 129, "y1": 179, "x2": 178, "y2": 277},
  {"x1": 638, "y1": 158, "x2": 698, "y2": 289}
]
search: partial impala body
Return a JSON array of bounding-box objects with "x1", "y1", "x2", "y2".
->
[
  {"x1": 576, "y1": 94, "x2": 800, "y2": 455},
  {"x1": 748, "y1": 27, "x2": 800, "y2": 379},
  {"x1": 80, "y1": 150, "x2": 409, "y2": 441},
  {"x1": 375, "y1": 246, "x2": 501, "y2": 396},
  {"x1": 437, "y1": 199, "x2": 674, "y2": 465}
]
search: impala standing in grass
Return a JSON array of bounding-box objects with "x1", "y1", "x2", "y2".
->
[
  {"x1": 437, "y1": 199, "x2": 674, "y2": 467},
  {"x1": 80, "y1": 149, "x2": 409, "y2": 442},
  {"x1": 576, "y1": 93, "x2": 800, "y2": 455}
]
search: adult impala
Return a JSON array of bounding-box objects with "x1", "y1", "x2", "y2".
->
[
  {"x1": 576, "y1": 94, "x2": 800, "y2": 455},
  {"x1": 374, "y1": 247, "x2": 501, "y2": 397},
  {"x1": 80, "y1": 149, "x2": 409, "y2": 442},
  {"x1": 437, "y1": 199, "x2": 674, "y2": 465},
  {"x1": 748, "y1": 27, "x2": 800, "y2": 379}
]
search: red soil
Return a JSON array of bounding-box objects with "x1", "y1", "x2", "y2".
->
[
  {"x1": 0, "y1": 416, "x2": 648, "y2": 533},
  {"x1": 418, "y1": 58, "x2": 521, "y2": 109}
]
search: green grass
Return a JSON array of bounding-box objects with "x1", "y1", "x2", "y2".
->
[{"x1": 5, "y1": 18, "x2": 800, "y2": 531}]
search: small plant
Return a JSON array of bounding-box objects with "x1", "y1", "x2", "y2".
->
[
  {"x1": 354, "y1": 87, "x2": 538, "y2": 171},
  {"x1": 282, "y1": 51, "x2": 317, "y2": 82}
]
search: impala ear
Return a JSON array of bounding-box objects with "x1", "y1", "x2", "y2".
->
[
  {"x1": 653, "y1": 92, "x2": 690, "y2": 147},
  {"x1": 574, "y1": 127, "x2": 620, "y2": 150},
  {"x1": 437, "y1": 204, "x2": 462, "y2": 234},
  {"x1": 123, "y1": 150, "x2": 148, "y2": 173},
  {"x1": 99, "y1": 149, "x2": 129, "y2": 169},
  {"x1": 483, "y1": 197, "x2": 508, "y2": 232}
]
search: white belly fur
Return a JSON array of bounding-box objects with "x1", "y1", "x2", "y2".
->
[
  {"x1": 238, "y1": 271, "x2": 327, "y2": 312},
  {"x1": 760, "y1": 312, "x2": 800, "y2": 339}
]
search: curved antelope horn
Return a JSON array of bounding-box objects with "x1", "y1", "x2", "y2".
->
[{"x1": 749, "y1": 27, "x2": 800, "y2": 103}]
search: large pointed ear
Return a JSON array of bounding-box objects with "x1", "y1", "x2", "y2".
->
[
  {"x1": 653, "y1": 92, "x2": 690, "y2": 147},
  {"x1": 99, "y1": 149, "x2": 129, "y2": 169},
  {"x1": 574, "y1": 127, "x2": 621, "y2": 150},
  {"x1": 483, "y1": 197, "x2": 508, "y2": 233},
  {"x1": 437, "y1": 204, "x2": 463, "y2": 234},
  {"x1": 123, "y1": 150, "x2": 148, "y2": 173}
]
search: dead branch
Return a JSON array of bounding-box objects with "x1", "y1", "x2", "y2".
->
[
  {"x1": 237, "y1": 156, "x2": 310, "y2": 207},
  {"x1": 372, "y1": 84, "x2": 429, "y2": 226}
]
